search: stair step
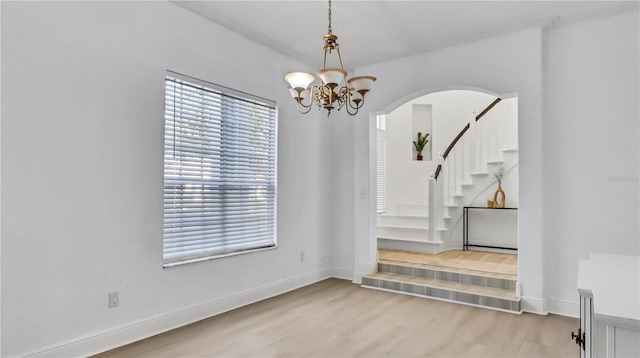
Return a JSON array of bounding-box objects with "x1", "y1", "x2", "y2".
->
[
  {"x1": 377, "y1": 236, "x2": 443, "y2": 244},
  {"x1": 470, "y1": 172, "x2": 489, "y2": 177},
  {"x1": 377, "y1": 226, "x2": 429, "y2": 240},
  {"x1": 377, "y1": 237, "x2": 444, "y2": 255},
  {"x1": 377, "y1": 214, "x2": 429, "y2": 227},
  {"x1": 377, "y1": 224, "x2": 428, "y2": 230},
  {"x1": 377, "y1": 262, "x2": 517, "y2": 288},
  {"x1": 377, "y1": 225, "x2": 447, "y2": 238},
  {"x1": 362, "y1": 272, "x2": 520, "y2": 313},
  {"x1": 503, "y1": 148, "x2": 518, "y2": 153},
  {"x1": 397, "y1": 204, "x2": 429, "y2": 215}
]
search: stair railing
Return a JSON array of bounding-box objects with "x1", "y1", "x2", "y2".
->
[
  {"x1": 433, "y1": 98, "x2": 502, "y2": 180},
  {"x1": 427, "y1": 98, "x2": 502, "y2": 241}
]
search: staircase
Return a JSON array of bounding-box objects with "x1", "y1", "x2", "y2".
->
[
  {"x1": 377, "y1": 96, "x2": 518, "y2": 253},
  {"x1": 362, "y1": 249, "x2": 521, "y2": 313},
  {"x1": 377, "y1": 206, "x2": 445, "y2": 254}
]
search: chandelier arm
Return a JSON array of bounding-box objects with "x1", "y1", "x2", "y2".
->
[
  {"x1": 294, "y1": 86, "x2": 322, "y2": 114},
  {"x1": 345, "y1": 105, "x2": 357, "y2": 116},
  {"x1": 344, "y1": 89, "x2": 367, "y2": 114},
  {"x1": 296, "y1": 98, "x2": 313, "y2": 109},
  {"x1": 296, "y1": 100, "x2": 313, "y2": 114},
  {"x1": 343, "y1": 91, "x2": 360, "y2": 116}
]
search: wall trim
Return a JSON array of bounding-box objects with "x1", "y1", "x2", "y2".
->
[
  {"x1": 22, "y1": 268, "x2": 335, "y2": 358},
  {"x1": 521, "y1": 296, "x2": 579, "y2": 318},
  {"x1": 546, "y1": 298, "x2": 579, "y2": 318},
  {"x1": 521, "y1": 296, "x2": 547, "y2": 315},
  {"x1": 353, "y1": 261, "x2": 378, "y2": 284},
  {"x1": 331, "y1": 266, "x2": 355, "y2": 281}
]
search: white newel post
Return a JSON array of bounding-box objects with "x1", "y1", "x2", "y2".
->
[
  {"x1": 436, "y1": 153, "x2": 445, "y2": 231},
  {"x1": 428, "y1": 176, "x2": 436, "y2": 241},
  {"x1": 454, "y1": 146, "x2": 462, "y2": 195},
  {"x1": 470, "y1": 110, "x2": 480, "y2": 173},
  {"x1": 448, "y1": 148, "x2": 455, "y2": 202},
  {"x1": 461, "y1": 135, "x2": 470, "y2": 185}
]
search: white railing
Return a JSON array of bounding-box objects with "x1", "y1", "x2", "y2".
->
[{"x1": 427, "y1": 98, "x2": 518, "y2": 242}]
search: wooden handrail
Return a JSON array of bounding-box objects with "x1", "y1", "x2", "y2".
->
[{"x1": 433, "y1": 98, "x2": 501, "y2": 179}]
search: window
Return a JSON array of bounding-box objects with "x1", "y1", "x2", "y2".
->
[
  {"x1": 376, "y1": 114, "x2": 387, "y2": 214},
  {"x1": 163, "y1": 71, "x2": 277, "y2": 266},
  {"x1": 376, "y1": 136, "x2": 387, "y2": 214}
]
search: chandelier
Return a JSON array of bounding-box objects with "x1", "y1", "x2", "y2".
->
[{"x1": 285, "y1": 0, "x2": 376, "y2": 116}]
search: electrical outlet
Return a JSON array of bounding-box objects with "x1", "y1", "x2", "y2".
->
[
  {"x1": 109, "y1": 292, "x2": 119, "y2": 308},
  {"x1": 300, "y1": 251, "x2": 305, "y2": 262}
]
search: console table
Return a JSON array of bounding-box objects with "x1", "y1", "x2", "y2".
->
[{"x1": 462, "y1": 206, "x2": 518, "y2": 251}]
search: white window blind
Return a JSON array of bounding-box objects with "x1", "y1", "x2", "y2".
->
[
  {"x1": 163, "y1": 71, "x2": 277, "y2": 266},
  {"x1": 376, "y1": 136, "x2": 387, "y2": 214}
]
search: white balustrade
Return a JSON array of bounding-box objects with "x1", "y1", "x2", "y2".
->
[{"x1": 427, "y1": 98, "x2": 517, "y2": 244}]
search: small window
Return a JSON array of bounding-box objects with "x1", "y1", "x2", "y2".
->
[
  {"x1": 376, "y1": 136, "x2": 387, "y2": 214},
  {"x1": 163, "y1": 71, "x2": 277, "y2": 266}
]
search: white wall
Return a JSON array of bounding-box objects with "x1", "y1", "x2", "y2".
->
[
  {"x1": 347, "y1": 10, "x2": 639, "y2": 313},
  {"x1": 385, "y1": 103, "x2": 435, "y2": 212},
  {"x1": 542, "y1": 11, "x2": 640, "y2": 303},
  {"x1": 0, "y1": 2, "x2": 333, "y2": 356}
]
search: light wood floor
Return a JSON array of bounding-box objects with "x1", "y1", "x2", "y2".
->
[
  {"x1": 95, "y1": 278, "x2": 578, "y2": 358},
  {"x1": 379, "y1": 249, "x2": 518, "y2": 279}
]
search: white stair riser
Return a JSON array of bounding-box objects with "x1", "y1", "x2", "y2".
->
[
  {"x1": 377, "y1": 226, "x2": 429, "y2": 240},
  {"x1": 377, "y1": 239, "x2": 441, "y2": 254},
  {"x1": 397, "y1": 204, "x2": 429, "y2": 216},
  {"x1": 377, "y1": 215, "x2": 429, "y2": 227}
]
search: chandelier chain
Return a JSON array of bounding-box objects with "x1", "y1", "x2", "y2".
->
[{"x1": 327, "y1": 0, "x2": 332, "y2": 34}]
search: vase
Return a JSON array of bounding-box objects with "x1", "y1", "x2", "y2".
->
[
  {"x1": 493, "y1": 185, "x2": 505, "y2": 208},
  {"x1": 417, "y1": 154, "x2": 423, "y2": 161}
]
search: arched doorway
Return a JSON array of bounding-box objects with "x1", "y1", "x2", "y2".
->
[{"x1": 363, "y1": 88, "x2": 522, "y2": 311}]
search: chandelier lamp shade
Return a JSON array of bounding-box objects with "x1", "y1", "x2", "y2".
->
[{"x1": 285, "y1": 0, "x2": 376, "y2": 116}]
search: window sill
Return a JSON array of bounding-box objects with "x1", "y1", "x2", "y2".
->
[{"x1": 163, "y1": 245, "x2": 278, "y2": 268}]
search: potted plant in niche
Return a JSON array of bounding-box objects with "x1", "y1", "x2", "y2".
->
[{"x1": 413, "y1": 131, "x2": 430, "y2": 161}]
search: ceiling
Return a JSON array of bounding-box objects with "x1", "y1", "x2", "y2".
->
[{"x1": 173, "y1": 1, "x2": 639, "y2": 70}]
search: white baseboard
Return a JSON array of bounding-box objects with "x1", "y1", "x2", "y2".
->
[
  {"x1": 546, "y1": 298, "x2": 579, "y2": 318},
  {"x1": 331, "y1": 266, "x2": 354, "y2": 281},
  {"x1": 521, "y1": 296, "x2": 547, "y2": 315},
  {"x1": 521, "y1": 296, "x2": 579, "y2": 318},
  {"x1": 23, "y1": 268, "x2": 334, "y2": 358},
  {"x1": 438, "y1": 239, "x2": 463, "y2": 252},
  {"x1": 352, "y1": 261, "x2": 378, "y2": 284}
]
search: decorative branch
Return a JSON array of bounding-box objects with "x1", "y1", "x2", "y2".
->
[{"x1": 494, "y1": 166, "x2": 505, "y2": 186}]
